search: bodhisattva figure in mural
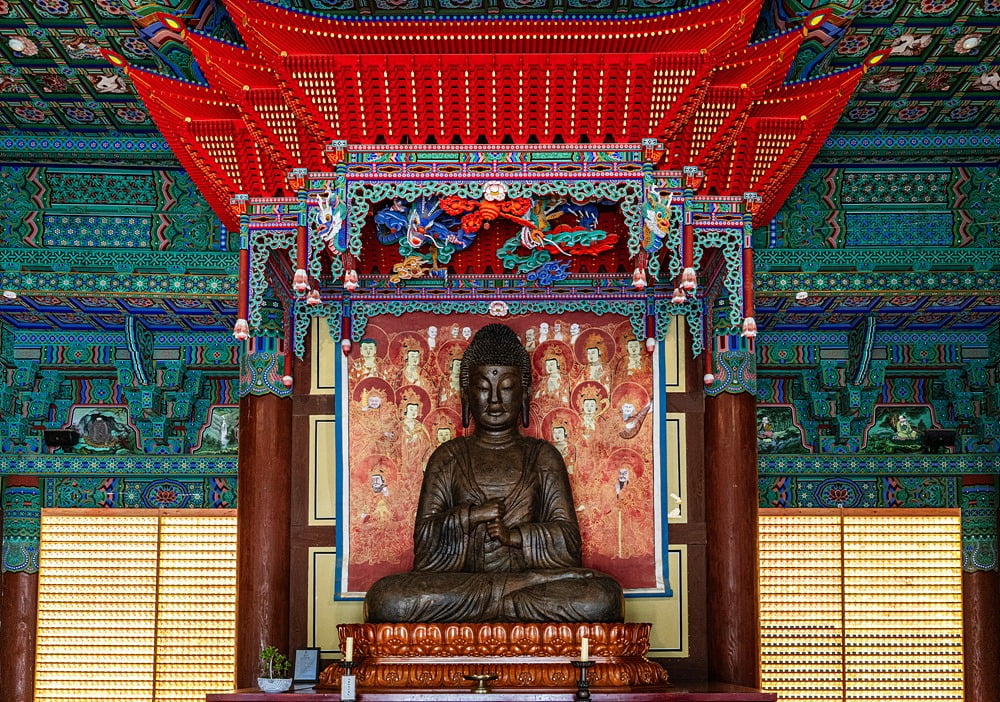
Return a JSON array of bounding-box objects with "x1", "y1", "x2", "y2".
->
[{"x1": 364, "y1": 323, "x2": 625, "y2": 623}]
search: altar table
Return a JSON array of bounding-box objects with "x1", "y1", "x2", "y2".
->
[{"x1": 207, "y1": 682, "x2": 777, "y2": 701}]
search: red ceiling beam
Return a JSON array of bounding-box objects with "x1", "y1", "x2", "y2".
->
[
  {"x1": 709, "y1": 66, "x2": 862, "y2": 221},
  {"x1": 120, "y1": 57, "x2": 284, "y2": 228},
  {"x1": 185, "y1": 31, "x2": 326, "y2": 172},
  {"x1": 667, "y1": 31, "x2": 801, "y2": 168},
  {"x1": 225, "y1": 0, "x2": 762, "y2": 56}
]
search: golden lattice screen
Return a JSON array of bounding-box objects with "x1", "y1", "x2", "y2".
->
[
  {"x1": 34, "y1": 509, "x2": 237, "y2": 702},
  {"x1": 759, "y1": 508, "x2": 963, "y2": 702}
]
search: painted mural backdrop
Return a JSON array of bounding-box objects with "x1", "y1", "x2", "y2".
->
[
  {"x1": 194, "y1": 406, "x2": 239, "y2": 454},
  {"x1": 757, "y1": 407, "x2": 809, "y2": 454},
  {"x1": 339, "y1": 312, "x2": 662, "y2": 596},
  {"x1": 866, "y1": 406, "x2": 934, "y2": 453},
  {"x1": 69, "y1": 406, "x2": 136, "y2": 453}
]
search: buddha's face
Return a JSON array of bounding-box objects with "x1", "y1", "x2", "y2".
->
[
  {"x1": 545, "y1": 357, "x2": 559, "y2": 374},
  {"x1": 587, "y1": 347, "x2": 601, "y2": 363},
  {"x1": 467, "y1": 365, "x2": 523, "y2": 432},
  {"x1": 360, "y1": 341, "x2": 376, "y2": 359},
  {"x1": 627, "y1": 339, "x2": 641, "y2": 357}
]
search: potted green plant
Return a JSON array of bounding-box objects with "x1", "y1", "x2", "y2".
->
[{"x1": 258, "y1": 645, "x2": 292, "y2": 693}]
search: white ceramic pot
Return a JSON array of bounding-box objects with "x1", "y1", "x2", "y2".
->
[{"x1": 257, "y1": 677, "x2": 293, "y2": 693}]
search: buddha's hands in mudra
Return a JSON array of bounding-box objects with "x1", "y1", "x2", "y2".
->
[
  {"x1": 486, "y1": 519, "x2": 522, "y2": 547},
  {"x1": 470, "y1": 498, "x2": 522, "y2": 547},
  {"x1": 470, "y1": 498, "x2": 505, "y2": 525}
]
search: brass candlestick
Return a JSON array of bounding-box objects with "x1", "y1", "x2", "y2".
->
[
  {"x1": 463, "y1": 672, "x2": 498, "y2": 694},
  {"x1": 572, "y1": 660, "x2": 595, "y2": 702}
]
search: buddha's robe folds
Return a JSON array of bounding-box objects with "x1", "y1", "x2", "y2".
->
[{"x1": 364, "y1": 437, "x2": 624, "y2": 623}]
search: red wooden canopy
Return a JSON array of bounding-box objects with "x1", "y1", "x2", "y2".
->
[{"x1": 110, "y1": 0, "x2": 881, "y2": 229}]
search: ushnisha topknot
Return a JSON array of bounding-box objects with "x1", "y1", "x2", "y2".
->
[{"x1": 459, "y1": 323, "x2": 532, "y2": 394}]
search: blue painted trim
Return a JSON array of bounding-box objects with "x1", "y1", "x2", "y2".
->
[
  {"x1": 334, "y1": 348, "x2": 354, "y2": 600},
  {"x1": 759, "y1": 454, "x2": 1000, "y2": 475},
  {"x1": 822, "y1": 133, "x2": 1000, "y2": 151},
  {"x1": 628, "y1": 344, "x2": 673, "y2": 598},
  {"x1": 0, "y1": 455, "x2": 237, "y2": 476},
  {"x1": 0, "y1": 133, "x2": 174, "y2": 161}
]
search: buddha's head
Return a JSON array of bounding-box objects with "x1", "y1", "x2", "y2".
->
[{"x1": 460, "y1": 324, "x2": 532, "y2": 430}]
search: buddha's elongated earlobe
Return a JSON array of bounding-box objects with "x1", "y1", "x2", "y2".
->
[
  {"x1": 522, "y1": 393, "x2": 531, "y2": 428},
  {"x1": 461, "y1": 396, "x2": 471, "y2": 428}
]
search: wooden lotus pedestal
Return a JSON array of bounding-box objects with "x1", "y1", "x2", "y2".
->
[{"x1": 317, "y1": 622, "x2": 669, "y2": 692}]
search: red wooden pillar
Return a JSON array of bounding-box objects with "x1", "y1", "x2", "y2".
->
[
  {"x1": 236, "y1": 372, "x2": 293, "y2": 687},
  {"x1": 961, "y1": 478, "x2": 999, "y2": 702},
  {"x1": 1, "y1": 476, "x2": 41, "y2": 702},
  {"x1": 704, "y1": 390, "x2": 760, "y2": 688},
  {"x1": 0, "y1": 571, "x2": 38, "y2": 702}
]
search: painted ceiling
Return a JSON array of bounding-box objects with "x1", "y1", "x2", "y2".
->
[
  {"x1": 0, "y1": 0, "x2": 997, "y2": 337},
  {"x1": 0, "y1": 0, "x2": 996, "y2": 143}
]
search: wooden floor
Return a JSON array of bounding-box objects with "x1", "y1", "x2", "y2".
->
[{"x1": 208, "y1": 682, "x2": 777, "y2": 701}]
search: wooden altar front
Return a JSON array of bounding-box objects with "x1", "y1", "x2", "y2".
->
[
  {"x1": 317, "y1": 622, "x2": 669, "y2": 691},
  {"x1": 208, "y1": 682, "x2": 777, "y2": 701}
]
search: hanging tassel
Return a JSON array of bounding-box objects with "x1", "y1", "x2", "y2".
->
[
  {"x1": 344, "y1": 269, "x2": 359, "y2": 291},
  {"x1": 741, "y1": 234, "x2": 756, "y2": 338},
  {"x1": 233, "y1": 319, "x2": 249, "y2": 341},
  {"x1": 704, "y1": 344, "x2": 715, "y2": 385},
  {"x1": 234, "y1": 247, "x2": 250, "y2": 340},
  {"x1": 680, "y1": 223, "x2": 696, "y2": 292},
  {"x1": 294, "y1": 222, "x2": 309, "y2": 293},
  {"x1": 704, "y1": 300, "x2": 715, "y2": 386},
  {"x1": 632, "y1": 267, "x2": 647, "y2": 290},
  {"x1": 644, "y1": 308, "x2": 656, "y2": 353},
  {"x1": 680, "y1": 267, "x2": 697, "y2": 292},
  {"x1": 341, "y1": 311, "x2": 353, "y2": 354},
  {"x1": 293, "y1": 269, "x2": 309, "y2": 293},
  {"x1": 281, "y1": 334, "x2": 294, "y2": 387}
]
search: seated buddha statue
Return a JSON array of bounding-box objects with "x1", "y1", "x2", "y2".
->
[{"x1": 364, "y1": 323, "x2": 624, "y2": 623}]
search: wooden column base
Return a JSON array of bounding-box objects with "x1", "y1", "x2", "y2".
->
[{"x1": 318, "y1": 622, "x2": 669, "y2": 691}]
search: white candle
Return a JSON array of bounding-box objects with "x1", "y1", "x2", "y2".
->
[
  {"x1": 344, "y1": 636, "x2": 354, "y2": 662},
  {"x1": 580, "y1": 637, "x2": 589, "y2": 662}
]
